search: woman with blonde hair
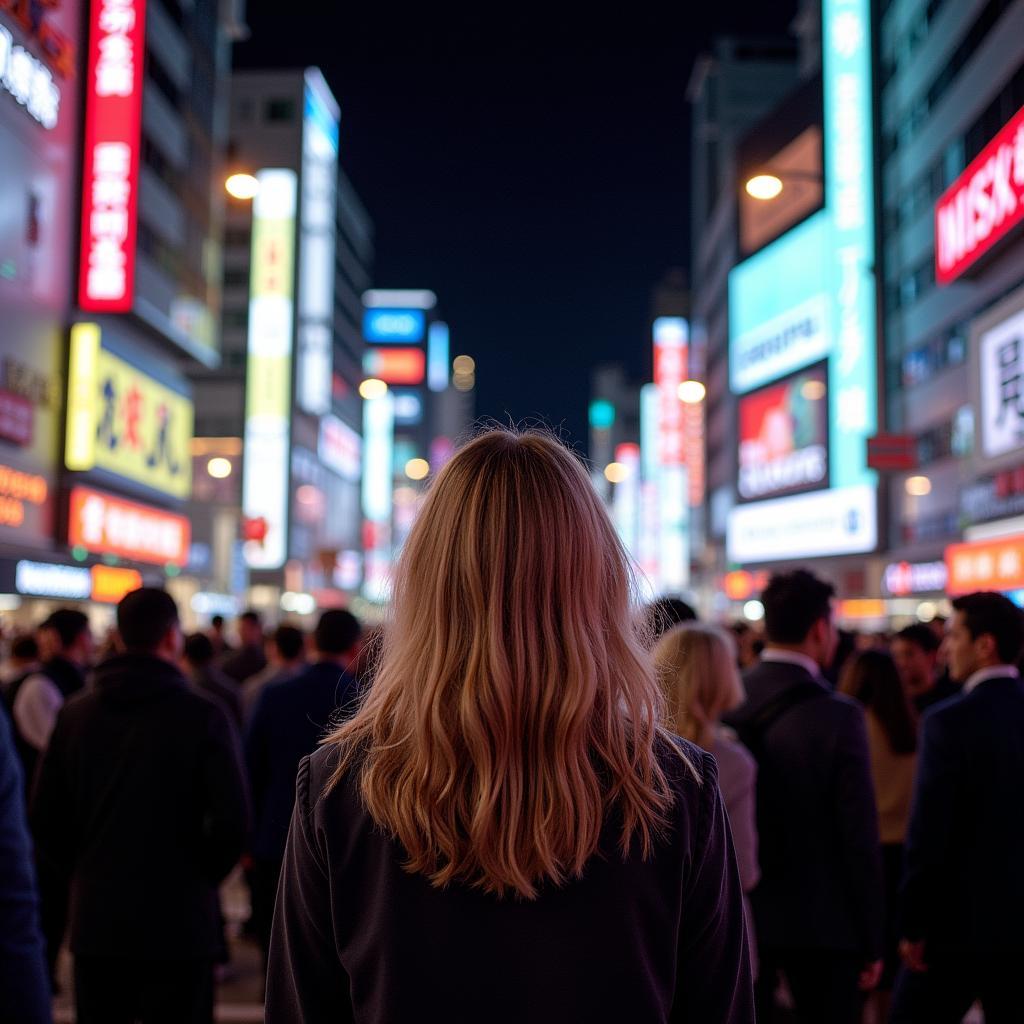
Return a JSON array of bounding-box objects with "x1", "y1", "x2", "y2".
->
[
  {"x1": 266, "y1": 429, "x2": 753, "y2": 1023},
  {"x1": 653, "y1": 623, "x2": 760, "y2": 974}
]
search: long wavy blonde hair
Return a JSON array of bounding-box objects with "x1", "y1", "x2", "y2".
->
[{"x1": 326, "y1": 428, "x2": 687, "y2": 899}]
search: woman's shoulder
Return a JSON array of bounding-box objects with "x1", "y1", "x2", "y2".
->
[
  {"x1": 655, "y1": 731, "x2": 716, "y2": 801},
  {"x1": 711, "y1": 728, "x2": 756, "y2": 775}
]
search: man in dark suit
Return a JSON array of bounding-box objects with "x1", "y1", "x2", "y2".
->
[
  {"x1": 245, "y1": 608, "x2": 362, "y2": 959},
  {"x1": 891, "y1": 591, "x2": 1024, "y2": 1023},
  {"x1": 725, "y1": 570, "x2": 883, "y2": 1024},
  {"x1": 31, "y1": 588, "x2": 249, "y2": 1024}
]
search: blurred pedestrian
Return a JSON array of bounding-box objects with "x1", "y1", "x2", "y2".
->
[
  {"x1": 891, "y1": 624, "x2": 960, "y2": 715},
  {"x1": 183, "y1": 633, "x2": 244, "y2": 730},
  {"x1": 838, "y1": 649, "x2": 917, "y2": 1015},
  {"x1": 241, "y1": 624, "x2": 307, "y2": 723},
  {"x1": 221, "y1": 610, "x2": 267, "y2": 685},
  {"x1": 266, "y1": 430, "x2": 753, "y2": 1022},
  {"x1": 6, "y1": 609, "x2": 93, "y2": 792},
  {"x1": 31, "y1": 588, "x2": 248, "y2": 1024},
  {"x1": 892, "y1": 592, "x2": 1024, "y2": 1023},
  {"x1": 1, "y1": 633, "x2": 41, "y2": 686},
  {"x1": 0, "y1": 699, "x2": 51, "y2": 1023},
  {"x1": 207, "y1": 614, "x2": 233, "y2": 657},
  {"x1": 730, "y1": 621, "x2": 763, "y2": 671},
  {"x1": 725, "y1": 570, "x2": 883, "y2": 1024},
  {"x1": 646, "y1": 595, "x2": 698, "y2": 643},
  {"x1": 245, "y1": 609, "x2": 362, "y2": 961},
  {"x1": 654, "y1": 622, "x2": 760, "y2": 977}
]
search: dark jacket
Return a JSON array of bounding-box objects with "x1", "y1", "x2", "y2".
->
[
  {"x1": 222, "y1": 643, "x2": 268, "y2": 685},
  {"x1": 0, "y1": 708, "x2": 51, "y2": 1023},
  {"x1": 901, "y1": 675, "x2": 1024, "y2": 953},
  {"x1": 725, "y1": 657, "x2": 884, "y2": 958},
  {"x1": 192, "y1": 663, "x2": 244, "y2": 730},
  {"x1": 266, "y1": 741, "x2": 754, "y2": 1023},
  {"x1": 245, "y1": 660, "x2": 358, "y2": 863},
  {"x1": 30, "y1": 653, "x2": 249, "y2": 959}
]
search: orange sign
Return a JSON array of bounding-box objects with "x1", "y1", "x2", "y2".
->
[
  {"x1": 363, "y1": 347, "x2": 425, "y2": 385},
  {"x1": 946, "y1": 535, "x2": 1024, "y2": 596},
  {"x1": 723, "y1": 570, "x2": 770, "y2": 602},
  {"x1": 0, "y1": 464, "x2": 48, "y2": 527},
  {"x1": 90, "y1": 565, "x2": 143, "y2": 604},
  {"x1": 68, "y1": 486, "x2": 190, "y2": 566}
]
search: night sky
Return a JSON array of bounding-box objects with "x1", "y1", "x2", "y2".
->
[{"x1": 236, "y1": 4, "x2": 797, "y2": 451}]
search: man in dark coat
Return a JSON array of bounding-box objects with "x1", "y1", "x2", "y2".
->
[
  {"x1": 725, "y1": 569, "x2": 883, "y2": 1024},
  {"x1": 31, "y1": 588, "x2": 249, "y2": 1024},
  {"x1": 245, "y1": 608, "x2": 362, "y2": 958},
  {"x1": 221, "y1": 609, "x2": 268, "y2": 685},
  {"x1": 892, "y1": 591, "x2": 1024, "y2": 1022}
]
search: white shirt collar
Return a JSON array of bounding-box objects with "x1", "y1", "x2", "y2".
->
[
  {"x1": 964, "y1": 664, "x2": 1020, "y2": 694},
  {"x1": 761, "y1": 648, "x2": 824, "y2": 681}
]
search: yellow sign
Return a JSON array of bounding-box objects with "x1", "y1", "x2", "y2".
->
[{"x1": 66, "y1": 323, "x2": 194, "y2": 498}]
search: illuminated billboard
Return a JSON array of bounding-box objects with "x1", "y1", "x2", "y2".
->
[
  {"x1": 242, "y1": 169, "x2": 297, "y2": 570},
  {"x1": 726, "y1": 0, "x2": 877, "y2": 563},
  {"x1": 78, "y1": 0, "x2": 146, "y2": 312},
  {"x1": 363, "y1": 308, "x2": 426, "y2": 344},
  {"x1": 738, "y1": 365, "x2": 828, "y2": 502},
  {"x1": 364, "y1": 346, "x2": 425, "y2": 385},
  {"x1": 66, "y1": 323, "x2": 193, "y2": 498}
]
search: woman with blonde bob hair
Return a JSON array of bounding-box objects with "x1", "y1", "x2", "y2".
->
[{"x1": 266, "y1": 429, "x2": 753, "y2": 1023}]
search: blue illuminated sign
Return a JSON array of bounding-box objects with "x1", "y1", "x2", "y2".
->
[
  {"x1": 363, "y1": 308, "x2": 425, "y2": 344},
  {"x1": 392, "y1": 388, "x2": 424, "y2": 426},
  {"x1": 427, "y1": 321, "x2": 449, "y2": 392}
]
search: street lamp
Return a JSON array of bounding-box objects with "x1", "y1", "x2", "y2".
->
[
  {"x1": 677, "y1": 380, "x2": 706, "y2": 404},
  {"x1": 225, "y1": 172, "x2": 260, "y2": 201},
  {"x1": 359, "y1": 378, "x2": 388, "y2": 400},
  {"x1": 744, "y1": 169, "x2": 824, "y2": 201}
]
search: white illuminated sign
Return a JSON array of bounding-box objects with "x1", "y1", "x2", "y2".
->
[
  {"x1": 0, "y1": 25, "x2": 60, "y2": 129},
  {"x1": 882, "y1": 561, "x2": 948, "y2": 596},
  {"x1": 362, "y1": 391, "x2": 394, "y2": 524},
  {"x1": 730, "y1": 295, "x2": 829, "y2": 394},
  {"x1": 979, "y1": 303, "x2": 1024, "y2": 460},
  {"x1": 319, "y1": 414, "x2": 362, "y2": 481},
  {"x1": 15, "y1": 560, "x2": 91, "y2": 599},
  {"x1": 727, "y1": 485, "x2": 876, "y2": 563}
]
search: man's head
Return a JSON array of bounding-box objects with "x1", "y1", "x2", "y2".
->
[
  {"x1": 117, "y1": 588, "x2": 182, "y2": 663},
  {"x1": 891, "y1": 624, "x2": 941, "y2": 696},
  {"x1": 238, "y1": 610, "x2": 263, "y2": 648},
  {"x1": 10, "y1": 634, "x2": 39, "y2": 666},
  {"x1": 183, "y1": 632, "x2": 216, "y2": 670},
  {"x1": 947, "y1": 592, "x2": 1024, "y2": 682},
  {"x1": 647, "y1": 597, "x2": 698, "y2": 643},
  {"x1": 271, "y1": 624, "x2": 306, "y2": 666},
  {"x1": 314, "y1": 610, "x2": 362, "y2": 664},
  {"x1": 210, "y1": 614, "x2": 225, "y2": 633},
  {"x1": 761, "y1": 570, "x2": 837, "y2": 668},
  {"x1": 47, "y1": 609, "x2": 94, "y2": 667}
]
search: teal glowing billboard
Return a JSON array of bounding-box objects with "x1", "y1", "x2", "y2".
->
[{"x1": 727, "y1": 0, "x2": 878, "y2": 563}]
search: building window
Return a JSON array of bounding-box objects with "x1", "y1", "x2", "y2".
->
[{"x1": 264, "y1": 98, "x2": 295, "y2": 122}]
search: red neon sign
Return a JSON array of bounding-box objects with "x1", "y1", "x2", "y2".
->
[
  {"x1": 68, "y1": 486, "x2": 190, "y2": 565},
  {"x1": 935, "y1": 104, "x2": 1024, "y2": 286},
  {"x1": 77, "y1": 0, "x2": 147, "y2": 312},
  {"x1": 653, "y1": 319, "x2": 686, "y2": 468}
]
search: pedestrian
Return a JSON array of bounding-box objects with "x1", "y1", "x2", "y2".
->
[
  {"x1": 646, "y1": 595, "x2": 698, "y2": 643},
  {"x1": 724, "y1": 569, "x2": 883, "y2": 1024},
  {"x1": 265, "y1": 429, "x2": 753, "y2": 1023},
  {"x1": 30, "y1": 588, "x2": 249, "y2": 1024},
  {"x1": 241, "y1": 624, "x2": 307, "y2": 723},
  {"x1": 653, "y1": 622, "x2": 760, "y2": 977},
  {"x1": 729, "y1": 621, "x2": 763, "y2": 671},
  {"x1": 183, "y1": 632, "x2": 244, "y2": 730},
  {"x1": 207, "y1": 614, "x2": 233, "y2": 657},
  {"x1": 245, "y1": 609, "x2": 362, "y2": 961},
  {"x1": 891, "y1": 623, "x2": 960, "y2": 715},
  {"x1": 891, "y1": 591, "x2": 1024, "y2": 1023},
  {"x1": 221, "y1": 610, "x2": 268, "y2": 685},
  {"x1": 0, "y1": 700, "x2": 51, "y2": 1023},
  {"x1": 6, "y1": 608, "x2": 93, "y2": 792},
  {"x1": 838, "y1": 648, "x2": 917, "y2": 1017},
  {"x1": 1, "y1": 634, "x2": 41, "y2": 686}
]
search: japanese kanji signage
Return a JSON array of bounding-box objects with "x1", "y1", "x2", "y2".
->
[
  {"x1": 67, "y1": 485, "x2": 190, "y2": 565},
  {"x1": 972, "y1": 282, "x2": 1024, "y2": 473},
  {"x1": 936, "y1": 104, "x2": 1024, "y2": 286},
  {"x1": 78, "y1": 0, "x2": 146, "y2": 312},
  {"x1": 946, "y1": 534, "x2": 1024, "y2": 596},
  {"x1": 66, "y1": 323, "x2": 193, "y2": 498}
]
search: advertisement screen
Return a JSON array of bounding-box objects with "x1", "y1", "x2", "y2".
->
[{"x1": 738, "y1": 364, "x2": 828, "y2": 502}]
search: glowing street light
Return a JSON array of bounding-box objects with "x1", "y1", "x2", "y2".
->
[
  {"x1": 905, "y1": 475, "x2": 932, "y2": 497},
  {"x1": 677, "y1": 380, "x2": 706, "y2": 404},
  {"x1": 801, "y1": 379, "x2": 827, "y2": 401},
  {"x1": 225, "y1": 172, "x2": 260, "y2": 200},
  {"x1": 207, "y1": 457, "x2": 232, "y2": 479},
  {"x1": 604, "y1": 462, "x2": 630, "y2": 484},
  {"x1": 405, "y1": 458, "x2": 430, "y2": 481},
  {"x1": 745, "y1": 174, "x2": 784, "y2": 200},
  {"x1": 359, "y1": 378, "x2": 388, "y2": 400}
]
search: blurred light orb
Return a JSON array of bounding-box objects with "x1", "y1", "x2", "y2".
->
[
  {"x1": 453, "y1": 355, "x2": 475, "y2": 374},
  {"x1": 604, "y1": 462, "x2": 630, "y2": 484},
  {"x1": 917, "y1": 601, "x2": 937, "y2": 623},
  {"x1": 743, "y1": 600, "x2": 765, "y2": 622},
  {"x1": 801, "y1": 379, "x2": 827, "y2": 401},
  {"x1": 745, "y1": 174, "x2": 784, "y2": 200},
  {"x1": 359, "y1": 378, "x2": 387, "y2": 400},
  {"x1": 678, "y1": 380, "x2": 706, "y2": 404},
  {"x1": 905, "y1": 475, "x2": 932, "y2": 496},
  {"x1": 225, "y1": 172, "x2": 259, "y2": 200},
  {"x1": 405, "y1": 458, "x2": 430, "y2": 481},
  {"x1": 207, "y1": 457, "x2": 232, "y2": 479}
]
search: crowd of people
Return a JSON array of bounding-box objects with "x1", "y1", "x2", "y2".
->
[{"x1": 0, "y1": 428, "x2": 1022, "y2": 1024}]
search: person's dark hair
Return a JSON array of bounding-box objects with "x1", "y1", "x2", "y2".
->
[
  {"x1": 11, "y1": 635, "x2": 39, "y2": 661},
  {"x1": 211, "y1": 614, "x2": 225, "y2": 629},
  {"x1": 895, "y1": 623, "x2": 941, "y2": 654},
  {"x1": 952, "y1": 592, "x2": 1024, "y2": 664},
  {"x1": 117, "y1": 588, "x2": 179, "y2": 652},
  {"x1": 48, "y1": 608, "x2": 90, "y2": 649},
  {"x1": 274, "y1": 624, "x2": 305, "y2": 661},
  {"x1": 838, "y1": 649, "x2": 917, "y2": 755},
  {"x1": 314, "y1": 610, "x2": 362, "y2": 655},
  {"x1": 183, "y1": 632, "x2": 215, "y2": 667},
  {"x1": 648, "y1": 597, "x2": 698, "y2": 640},
  {"x1": 761, "y1": 570, "x2": 834, "y2": 645},
  {"x1": 241, "y1": 609, "x2": 262, "y2": 627},
  {"x1": 825, "y1": 629, "x2": 858, "y2": 688},
  {"x1": 729, "y1": 621, "x2": 750, "y2": 637}
]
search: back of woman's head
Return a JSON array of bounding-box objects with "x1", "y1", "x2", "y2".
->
[
  {"x1": 652, "y1": 624, "x2": 744, "y2": 744},
  {"x1": 327, "y1": 427, "x2": 682, "y2": 899},
  {"x1": 838, "y1": 648, "x2": 917, "y2": 755}
]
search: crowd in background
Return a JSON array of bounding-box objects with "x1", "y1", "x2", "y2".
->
[{"x1": 0, "y1": 569, "x2": 1022, "y2": 1022}]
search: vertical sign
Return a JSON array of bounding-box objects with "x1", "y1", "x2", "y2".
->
[
  {"x1": 78, "y1": 0, "x2": 146, "y2": 312},
  {"x1": 428, "y1": 321, "x2": 450, "y2": 392},
  {"x1": 243, "y1": 169, "x2": 297, "y2": 570},
  {"x1": 653, "y1": 317, "x2": 689, "y2": 591},
  {"x1": 612, "y1": 442, "x2": 641, "y2": 559},
  {"x1": 361, "y1": 390, "x2": 394, "y2": 601},
  {"x1": 297, "y1": 70, "x2": 339, "y2": 414}
]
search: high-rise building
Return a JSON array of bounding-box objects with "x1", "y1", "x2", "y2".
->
[{"x1": 192, "y1": 68, "x2": 375, "y2": 614}]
